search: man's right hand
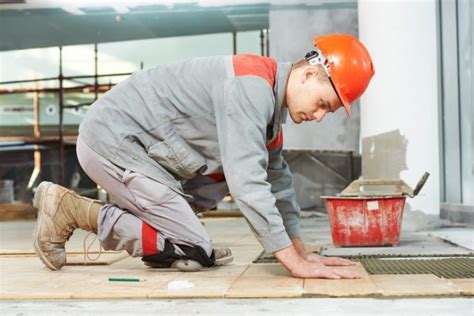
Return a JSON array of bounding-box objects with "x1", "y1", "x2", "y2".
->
[{"x1": 273, "y1": 245, "x2": 361, "y2": 279}]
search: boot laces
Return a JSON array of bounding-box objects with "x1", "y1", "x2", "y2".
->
[
  {"x1": 82, "y1": 232, "x2": 103, "y2": 264},
  {"x1": 60, "y1": 187, "x2": 103, "y2": 263}
]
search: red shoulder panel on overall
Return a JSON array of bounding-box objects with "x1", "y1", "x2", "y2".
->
[
  {"x1": 208, "y1": 55, "x2": 282, "y2": 183},
  {"x1": 232, "y1": 54, "x2": 277, "y2": 87}
]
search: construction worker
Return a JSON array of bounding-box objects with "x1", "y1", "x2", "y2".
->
[{"x1": 33, "y1": 34, "x2": 374, "y2": 279}]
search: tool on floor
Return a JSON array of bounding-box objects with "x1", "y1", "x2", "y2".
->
[
  {"x1": 322, "y1": 172, "x2": 430, "y2": 247},
  {"x1": 108, "y1": 277, "x2": 146, "y2": 282}
]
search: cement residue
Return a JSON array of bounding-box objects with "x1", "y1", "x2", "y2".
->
[
  {"x1": 361, "y1": 129, "x2": 441, "y2": 231},
  {"x1": 167, "y1": 280, "x2": 195, "y2": 290},
  {"x1": 352, "y1": 255, "x2": 474, "y2": 279},
  {"x1": 402, "y1": 204, "x2": 443, "y2": 232}
]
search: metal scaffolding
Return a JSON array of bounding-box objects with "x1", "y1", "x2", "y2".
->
[
  {"x1": 0, "y1": 44, "x2": 131, "y2": 185},
  {"x1": 0, "y1": 30, "x2": 270, "y2": 186}
]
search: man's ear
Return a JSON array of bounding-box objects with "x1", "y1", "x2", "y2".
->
[{"x1": 302, "y1": 66, "x2": 318, "y2": 83}]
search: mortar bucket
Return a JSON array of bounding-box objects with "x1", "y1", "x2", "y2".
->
[{"x1": 322, "y1": 172, "x2": 429, "y2": 247}]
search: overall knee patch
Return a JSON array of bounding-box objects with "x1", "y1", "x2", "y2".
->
[{"x1": 142, "y1": 240, "x2": 215, "y2": 268}]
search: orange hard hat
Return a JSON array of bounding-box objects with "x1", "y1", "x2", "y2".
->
[{"x1": 306, "y1": 34, "x2": 375, "y2": 116}]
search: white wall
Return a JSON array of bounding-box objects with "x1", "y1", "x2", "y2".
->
[{"x1": 358, "y1": 0, "x2": 441, "y2": 222}]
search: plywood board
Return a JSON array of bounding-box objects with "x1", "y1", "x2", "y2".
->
[
  {"x1": 0, "y1": 203, "x2": 36, "y2": 221},
  {"x1": 450, "y1": 279, "x2": 473, "y2": 296},
  {"x1": 0, "y1": 250, "x2": 128, "y2": 266},
  {"x1": 226, "y1": 264, "x2": 304, "y2": 298},
  {"x1": 66, "y1": 251, "x2": 129, "y2": 266},
  {"x1": 0, "y1": 250, "x2": 38, "y2": 256},
  {"x1": 303, "y1": 263, "x2": 381, "y2": 297},
  {"x1": 371, "y1": 274, "x2": 461, "y2": 297}
]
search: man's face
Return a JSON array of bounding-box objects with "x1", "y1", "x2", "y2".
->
[{"x1": 286, "y1": 67, "x2": 343, "y2": 124}]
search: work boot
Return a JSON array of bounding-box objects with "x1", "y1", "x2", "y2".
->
[
  {"x1": 213, "y1": 247, "x2": 233, "y2": 266},
  {"x1": 32, "y1": 181, "x2": 103, "y2": 271}
]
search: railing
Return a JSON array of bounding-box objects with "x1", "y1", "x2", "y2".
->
[{"x1": 0, "y1": 44, "x2": 134, "y2": 185}]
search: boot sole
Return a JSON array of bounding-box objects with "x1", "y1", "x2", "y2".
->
[
  {"x1": 215, "y1": 255, "x2": 233, "y2": 266},
  {"x1": 32, "y1": 181, "x2": 60, "y2": 271}
]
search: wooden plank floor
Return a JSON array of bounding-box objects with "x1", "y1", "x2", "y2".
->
[{"x1": 0, "y1": 217, "x2": 472, "y2": 299}]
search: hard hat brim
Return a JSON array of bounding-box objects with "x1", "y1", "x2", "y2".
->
[{"x1": 329, "y1": 78, "x2": 351, "y2": 117}]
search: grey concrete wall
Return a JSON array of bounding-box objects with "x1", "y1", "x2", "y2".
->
[
  {"x1": 269, "y1": 2, "x2": 360, "y2": 209},
  {"x1": 269, "y1": 1, "x2": 359, "y2": 151}
]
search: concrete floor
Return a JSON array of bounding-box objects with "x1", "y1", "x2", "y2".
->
[
  {"x1": 0, "y1": 215, "x2": 473, "y2": 315},
  {"x1": 1, "y1": 298, "x2": 473, "y2": 316}
]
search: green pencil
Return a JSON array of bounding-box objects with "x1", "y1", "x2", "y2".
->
[{"x1": 108, "y1": 277, "x2": 146, "y2": 282}]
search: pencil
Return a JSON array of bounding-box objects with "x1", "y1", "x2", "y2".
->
[{"x1": 108, "y1": 277, "x2": 146, "y2": 282}]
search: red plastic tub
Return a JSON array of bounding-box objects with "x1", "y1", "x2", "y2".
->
[{"x1": 322, "y1": 196, "x2": 406, "y2": 247}]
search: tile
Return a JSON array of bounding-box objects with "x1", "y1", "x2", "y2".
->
[
  {"x1": 149, "y1": 276, "x2": 235, "y2": 298},
  {"x1": 0, "y1": 258, "x2": 102, "y2": 299},
  {"x1": 226, "y1": 264, "x2": 304, "y2": 298},
  {"x1": 147, "y1": 265, "x2": 247, "y2": 298},
  {"x1": 450, "y1": 279, "x2": 473, "y2": 296},
  {"x1": 182, "y1": 265, "x2": 247, "y2": 279},
  {"x1": 1, "y1": 218, "x2": 472, "y2": 300},
  {"x1": 371, "y1": 274, "x2": 461, "y2": 297},
  {"x1": 231, "y1": 245, "x2": 263, "y2": 265},
  {"x1": 239, "y1": 264, "x2": 292, "y2": 278},
  {"x1": 304, "y1": 264, "x2": 381, "y2": 297},
  {"x1": 72, "y1": 270, "x2": 180, "y2": 299},
  {"x1": 426, "y1": 228, "x2": 474, "y2": 250},
  {"x1": 226, "y1": 277, "x2": 304, "y2": 298}
]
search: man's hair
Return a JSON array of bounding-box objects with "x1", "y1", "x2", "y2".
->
[{"x1": 292, "y1": 59, "x2": 330, "y2": 84}]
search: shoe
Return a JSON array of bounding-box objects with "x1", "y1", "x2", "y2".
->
[
  {"x1": 32, "y1": 181, "x2": 103, "y2": 270},
  {"x1": 214, "y1": 247, "x2": 233, "y2": 266}
]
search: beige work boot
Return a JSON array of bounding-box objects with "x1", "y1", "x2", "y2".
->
[{"x1": 32, "y1": 181, "x2": 103, "y2": 271}]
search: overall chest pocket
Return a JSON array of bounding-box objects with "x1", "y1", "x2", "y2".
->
[{"x1": 147, "y1": 132, "x2": 206, "y2": 180}]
